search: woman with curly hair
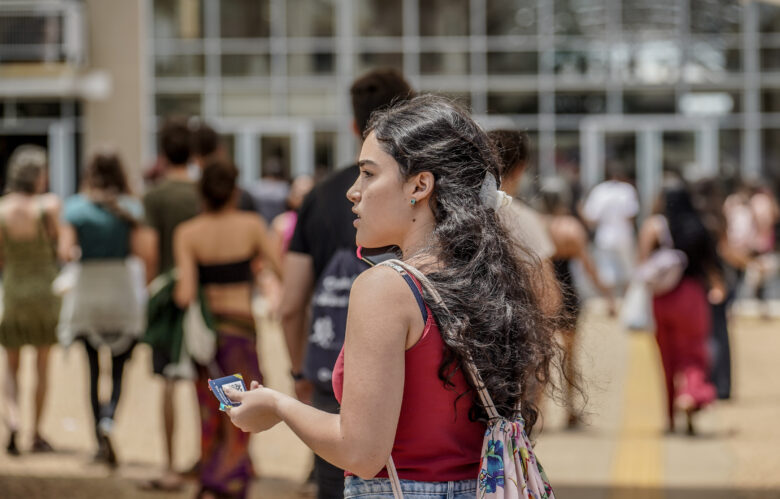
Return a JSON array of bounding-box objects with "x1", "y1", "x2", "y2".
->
[{"x1": 225, "y1": 96, "x2": 565, "y2": 498}]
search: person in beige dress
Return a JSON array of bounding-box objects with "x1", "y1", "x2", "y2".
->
[{"x1": 0, "y1": 145, "x2": 61, "y2": 455}]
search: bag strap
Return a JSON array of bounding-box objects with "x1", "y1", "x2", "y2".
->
[
  {"x1": 379, "y1": 259, "x2": 502, "y2": 420},
  {"x1": 381, "y1": 261, "x2": 428, "y2": 324},
  {"x1": 386, "y1": 456, "x2": 404, "y2": 499},
  {"x1": 379, "y1": 258, "x2": 516, "y2": 499}
]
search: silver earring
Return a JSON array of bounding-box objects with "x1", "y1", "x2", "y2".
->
[{"x1": 410, "y1": 198, "x2": 416, "y2": 206}]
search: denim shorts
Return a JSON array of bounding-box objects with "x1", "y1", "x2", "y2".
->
[{"x1": 344, "y1": 475, "x2": 477, "y2": 499}]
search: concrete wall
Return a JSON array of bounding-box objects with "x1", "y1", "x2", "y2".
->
[{"x1": 82, "y1": 0, "x2": 146, "y2": 191}]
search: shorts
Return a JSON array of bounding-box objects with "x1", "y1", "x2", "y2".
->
[{"x1": 344, "y1": 476, "x2": 477, "y2": 499}]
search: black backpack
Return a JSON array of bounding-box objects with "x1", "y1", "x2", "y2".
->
[{"x1": 303, "y1": 248, "x2": 368, "y2": 393}]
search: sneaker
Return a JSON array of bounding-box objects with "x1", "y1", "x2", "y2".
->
[
  {"x1": 96, "y1": 419, "x2": 117, "y2": 467},
  {"x1": 94, "y1": 434, "x2": 117, "y2": 467}
]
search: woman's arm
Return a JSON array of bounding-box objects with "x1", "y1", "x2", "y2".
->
[
  {"x1": 227, "y1": 265, "x2": 416, "y2": 478},
  {"x1": 252, "y1": 216, "x2": 283, "y2": 280},
  {"x1": 130, "y1": 226, "x2": 159, "y2": 284},
  {"x1": 172, "y1": 224, "x2": 197, "y2": 308},
  {"x1": 637, "y1": 216, "x2": 660, "y2": 263},
  {"x1": 57, "y1": 223, "x2": 79, "y2": 262}
]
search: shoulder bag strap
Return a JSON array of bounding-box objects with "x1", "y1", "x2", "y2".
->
[{"x1": 380, "y1": 259, "x2": 501, "y2": 419}]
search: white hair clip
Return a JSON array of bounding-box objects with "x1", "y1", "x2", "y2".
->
[{"x1": 479, "y1": 173, "x2": 513, "y2": 211}]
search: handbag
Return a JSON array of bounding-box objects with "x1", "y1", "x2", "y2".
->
[
  {"x1": 637, "y1": 216, "x2": 687, "y2": 295},
  {"x1": 183, "y1": 298, "x2": 217, "y2": 365},
  {"x1": 620, "y1": 278, "x2": 653, "y2": 331},
  {"x1": 380, "y1": 259, "x2": 554, "y2": 499}
]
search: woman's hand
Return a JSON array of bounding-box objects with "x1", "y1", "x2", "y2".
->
[{"x1": 224, "y1": 380, "x2": 283, "y2": 433}]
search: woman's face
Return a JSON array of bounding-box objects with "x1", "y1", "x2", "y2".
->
[{"x1": 347, "y1": 132, "x2": 415, "y2": 248}]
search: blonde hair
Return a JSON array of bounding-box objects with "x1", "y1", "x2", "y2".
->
[{"x1": 6, "y1": 145, "x2": 47, "y2": 194}]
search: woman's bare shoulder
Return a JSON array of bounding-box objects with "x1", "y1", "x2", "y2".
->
[
  {"x1": 241, "y1": 210, "x2": 269, "y2": 229},
  {"x1": 40, "y1": 193, "x2": 61, "y2": 212},
  {"x1": 550, "y1": 216, "x2": 586, "y2": 243},
  {"x1": 352, "y1": 264, "x2": 415, "y2": 302},
  {"x1": 174, "y1": 216, "x2": 202, "y2": 239}
]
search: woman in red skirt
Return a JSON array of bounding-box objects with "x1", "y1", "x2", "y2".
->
[{"x1": 638, "y1": 176, "x2": 724, "y2": 435}]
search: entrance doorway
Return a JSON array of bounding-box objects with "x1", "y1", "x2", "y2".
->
[
  {"x1": 216, "y1": 118, "x2": 315, "y2": 186},
  {"x1": 580, "y1": 115, "x2": 719, "y2": 216}
]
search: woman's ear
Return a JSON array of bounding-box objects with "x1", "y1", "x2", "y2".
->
[{"x1": 410, "y1": 171, "x2": 434, "y2": 201}]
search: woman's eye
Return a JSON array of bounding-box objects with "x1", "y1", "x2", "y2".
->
[{"x1": 361, "y1": 170, "x2": 373, "y2": 177}]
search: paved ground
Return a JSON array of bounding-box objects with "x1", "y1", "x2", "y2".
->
[{"x1": 1, "y1": 301, "x2": 779, "y2": 498}]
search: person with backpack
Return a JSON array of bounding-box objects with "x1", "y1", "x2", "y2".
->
[
  {"x1": 278, "y1": 68, "x2": 413, "y2": 499},
  {"x1": 225, "y1": 95, "x2": 562, "y2": 499}
]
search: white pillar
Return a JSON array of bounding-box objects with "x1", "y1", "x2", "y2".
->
[
  {"x1": 235, "y1": 131, "x2": 258, "y2": 187},
  {"x1": 581, "y1": 124, "x2": 605, "y2": 192},
  {"x1": 292, "y1": 123, "x2": 315, "y2": 177},
  {"x1": 637, "y1": 128, "x2": 662, "y2": 218},
  {"x1": 696, "y1": 124, "x2": 719, "y2": 177},
  {"x1": 48, "y1": 120, "x2": 76, "y2": 198}
]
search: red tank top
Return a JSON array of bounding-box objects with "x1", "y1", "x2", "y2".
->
[{"x1": 331, "y1": 274, "x2": 484, "y2": 481}]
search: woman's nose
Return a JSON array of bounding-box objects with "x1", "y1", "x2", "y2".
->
[{"x1": 346, "y1": 179, "x2": 360, "y2": 202}]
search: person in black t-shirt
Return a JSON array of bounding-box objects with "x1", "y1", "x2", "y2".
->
[
  {"x1": 288, "y1": 165, "x2": 360, "y2": 279},
  {"x1": 280, "y1": 69, "x2": 413, "y2": 499}
]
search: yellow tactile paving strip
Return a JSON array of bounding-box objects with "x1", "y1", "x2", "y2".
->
[{"x1": 610, "y1": 333, "x2": 665, "y2": 498}]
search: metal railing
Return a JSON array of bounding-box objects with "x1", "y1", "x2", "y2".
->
[{"x1": 0, "y1": 0, "x2": 85, "y2": 65}]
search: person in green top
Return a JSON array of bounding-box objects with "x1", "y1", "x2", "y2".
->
[
  {"x1": 141, "y1": 119, "x2": 200, "y2": 491},
  {"x1": 0, "y1": 145, "x2": 61, "y2": 456}
]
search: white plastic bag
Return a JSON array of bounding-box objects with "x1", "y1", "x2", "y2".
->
[
  {"x1": 620, "y1": 278, "x2": 654, "y2": 332},
  {"x1": 183, "y1": 300, "x2": 217, "y2": 365}
]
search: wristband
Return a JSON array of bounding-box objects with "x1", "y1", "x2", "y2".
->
[{"x1": 290, "y1": 370, "x2": 305, "y2": 381}]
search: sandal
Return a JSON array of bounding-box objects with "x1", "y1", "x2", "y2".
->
[{"x1": 6, "y1": 431, "x2": 20, "y2": 456}]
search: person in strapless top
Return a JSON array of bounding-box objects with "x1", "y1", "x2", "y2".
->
[{"x1": 172, "y1": 158, "x2": 281, "y2": 499}]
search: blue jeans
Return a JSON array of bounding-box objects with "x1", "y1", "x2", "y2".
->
[{"x1": 344, "y1": 476, "x2": 477, "y2": 499}]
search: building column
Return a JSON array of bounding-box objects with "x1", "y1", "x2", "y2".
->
[{"x1": 83, "y1": 0, "x2": 146, "y2": 190}]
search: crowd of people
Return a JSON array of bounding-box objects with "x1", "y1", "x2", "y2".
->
[{"x1": 0, "y1": 67, "x2": 778, "y2": 499}]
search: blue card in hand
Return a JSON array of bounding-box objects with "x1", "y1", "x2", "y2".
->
[{"x1": 208, "y1": 374, "x2": 246, "y2": 411}]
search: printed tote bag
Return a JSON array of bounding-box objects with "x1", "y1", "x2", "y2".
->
[{"x1": 381, "y1": 260, "x2": 555, "y2": 499}]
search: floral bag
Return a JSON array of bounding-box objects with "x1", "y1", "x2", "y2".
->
[{"x1": 381, "y1": 260, "x2": 555, "y2": 499}]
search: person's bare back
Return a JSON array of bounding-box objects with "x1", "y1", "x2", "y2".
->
[
  {"x1": 0, "y1": 193, "x2": 59, "y2": 242},
  {"x1": 176, "y1": 210, "x2": 277, "y2": 317}
]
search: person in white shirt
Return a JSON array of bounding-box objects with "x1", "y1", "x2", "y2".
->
[{"x1": 583, "y1": 169, "x2": 639, "y2": 296}]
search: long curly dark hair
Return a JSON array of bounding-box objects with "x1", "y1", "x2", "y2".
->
[{"x1": 366, "y1": 95, "x2": 563, "y2": 432}]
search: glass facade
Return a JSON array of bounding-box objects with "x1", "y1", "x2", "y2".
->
[{"x1": 148, "y1": 0, "x2": 779, "y2": 188}]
